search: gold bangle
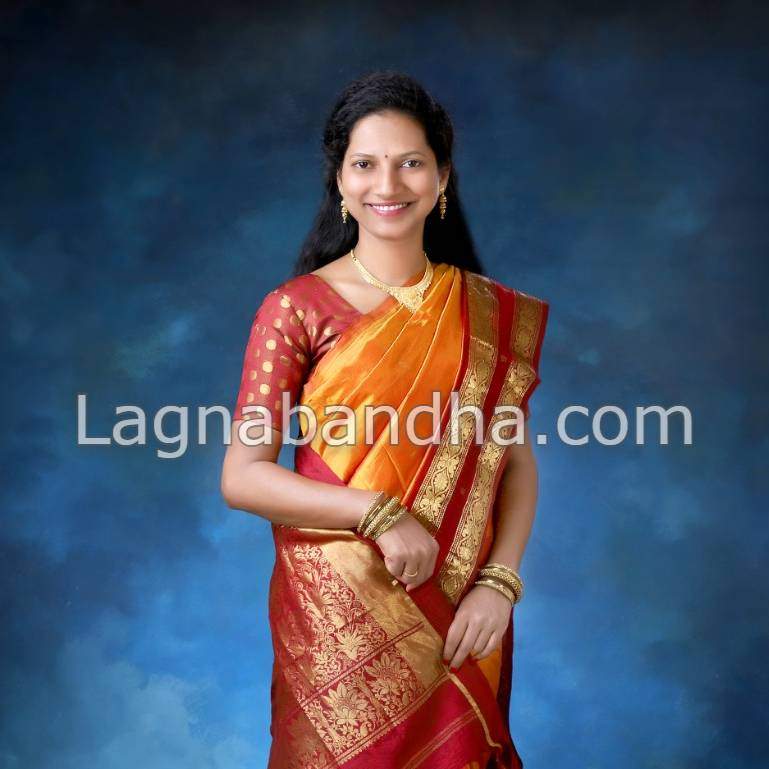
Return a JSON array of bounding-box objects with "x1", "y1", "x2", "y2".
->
[
  {"x1": 357, "y1": 491, "x2": 387, "y2": 533},
  {"x1": 362, "y1": 497, "x2": 401, "y2": 538},
  {"x1": 479, "y1": 562, "x2": 522, "y2": 584},
  {"x1": 479, "y1": 573, "x2": 522, "y2": 603},
  {"x1": 361, "y1": 496, "x2": 402, "y2": 538},
  {"x1": 479, "y1": 569, "x2": 523, "y2": 604},
  {"x1": 475, "y1": 577, "x2": 516, "y2": 605},
  {"x1": 358, "y1": 493, "x2": 396, "y2": 536},
  {"x1": 478, "y1": 571, "x2": 523, "y2": 598},
  {"x1": 478, "y1": 563, "x2": 524, "y2": 602},
  {"x1": 368, "y1": 504, "x2": 408, "y2": 540}
]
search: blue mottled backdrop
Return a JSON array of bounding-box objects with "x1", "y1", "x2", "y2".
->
[{"x1": 1, "y1": 2, "x2": 767, "y2": 767}]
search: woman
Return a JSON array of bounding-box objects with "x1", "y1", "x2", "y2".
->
[{"x1": 221, "y1": 71, "x2": 548, "y2": 769}]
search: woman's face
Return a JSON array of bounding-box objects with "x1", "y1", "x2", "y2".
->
[{"x1": 337, "y1": 110, "x2": 450, "y2": 240}]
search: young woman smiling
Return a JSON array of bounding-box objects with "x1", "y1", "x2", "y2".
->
[{"x1": 221, "y1": 70, "x2": 549, "y2": 769}]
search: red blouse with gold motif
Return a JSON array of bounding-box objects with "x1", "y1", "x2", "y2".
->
[{"x1": 232, "y1": 273, "x2": 366, "y2": 429}]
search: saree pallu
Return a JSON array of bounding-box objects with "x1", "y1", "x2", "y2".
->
[{"x1": 266, "y1": 262, "x2": 548, "y2": 769}]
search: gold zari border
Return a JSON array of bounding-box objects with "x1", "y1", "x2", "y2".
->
[
  {"x1": 410, "y1": 272, "x2": 499, "y2": 534},
  {"x1": 439, "y1": 289, "x2": 546, "y2": 604}
]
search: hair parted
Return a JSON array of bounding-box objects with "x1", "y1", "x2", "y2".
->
[{"x1": 291, "y1": 69, "x2": 485, "y2": 278}]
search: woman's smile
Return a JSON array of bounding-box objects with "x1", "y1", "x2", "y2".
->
[{"x1": 365, "y1": 201, "x2": 413, "y2": 216}]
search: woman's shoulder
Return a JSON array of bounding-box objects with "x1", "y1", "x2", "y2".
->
[
  {"x1": 250, "y1": 273, "x2": 322, "y2": 317},
  {"x1": 260, "y1": 273, "x2": 315, "y2": 300},
  {"x1": 460, "y1": 268, "x2": 549, "y2": 308},
  {"x1": 250, "y1": 271, "x2": 359, "y2": 352}
]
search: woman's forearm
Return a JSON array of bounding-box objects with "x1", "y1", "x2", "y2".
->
[
  {"x1": 486, "y1": 450, "x2": 539, "y2": 572},
  {"x1": 222, "y1": 458, "x2": 378, "y2": 530}
]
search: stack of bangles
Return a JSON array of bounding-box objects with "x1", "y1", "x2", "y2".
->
[
  {"x1": 356, "y1": 491, "x2": 409, "y2": 539},
  {"x1": 474, "y1": 563, "x2": 524, "y2": 606}
]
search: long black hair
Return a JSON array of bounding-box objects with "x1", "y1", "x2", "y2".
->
[{"x1": 290, "y1": 70, "x2": 485, "y2": 278}]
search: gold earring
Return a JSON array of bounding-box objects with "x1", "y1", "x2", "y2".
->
[
  {"x1": 439, "y1": 188, "x2": 447, "y2": 220},
  {"x1": 340, "y1": 199, "x2": 349, "y2": 224}
]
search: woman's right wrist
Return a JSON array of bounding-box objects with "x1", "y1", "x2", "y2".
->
[
  {"x1": 342, "y1": 488, "x2": 383, "y2": 530},
  {"x1": 355, "y1": 491, "x2": 409, "y2": 539}
]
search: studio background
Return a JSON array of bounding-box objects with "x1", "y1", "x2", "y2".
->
[{"x1": 1, "y1": 2, "x2": 766, "y2": 767}]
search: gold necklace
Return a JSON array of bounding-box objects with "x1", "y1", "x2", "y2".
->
[{"x1": 349, "y1": 248, "x2": 434, "y2": 313}]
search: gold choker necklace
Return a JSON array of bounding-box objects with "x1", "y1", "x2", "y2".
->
[{"x1": 349, "y1": 248, "x2": 434, "y2": 313}]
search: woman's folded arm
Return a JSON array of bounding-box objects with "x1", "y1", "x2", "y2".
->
[
  {"x1": 484, "y1": 419, "x2": 540, "y2": 572},
  {"x1": 221, "y1": 419, "x2": 377, "y2": 530}
]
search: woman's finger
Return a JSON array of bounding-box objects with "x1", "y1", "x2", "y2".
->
[
  {"x1": 401, "y1": 560, "x2": 420, "y2": 581},
  {"x1": 471, "y1": 629, "x2": 498, "y2": 661},
  {"x1": 470, "y1": 626, "x2": 494, "y2": 660},
  {"x1": 384, "y1": 554, "x2": 405, "y2": 579},
  {"x1": 448, "y1": 623, "x2": 482, "y2": 670},
  {"x1": 402, "y1": 560, "x2": 424, "y2": 591},
  {"x1": 442, "y1": 613, "x2": 469, "y2": 663}
]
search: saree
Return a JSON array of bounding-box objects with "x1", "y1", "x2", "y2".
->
[{"x1": 249, "y1": 262, "x2": 548, "y2": 768}]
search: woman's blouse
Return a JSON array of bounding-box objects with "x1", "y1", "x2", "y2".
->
[
  {"x1": 232, "y1": 272, "x2": 531, "y2": 431},
  {"x1": 232, "y1": 274, "x2": 361, "y2": 430}
]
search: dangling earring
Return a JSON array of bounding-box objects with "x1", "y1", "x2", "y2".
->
[
  {"x1": 439, "y1": 188, "x2": 447, "y2": 220},
  {"x1": 340, "y1": 199, "x2": 349, "y2": 224}
]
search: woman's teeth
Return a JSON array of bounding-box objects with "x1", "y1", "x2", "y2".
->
[{"x1": 368, "y1": 203, "x2": 410, "y2": 211}]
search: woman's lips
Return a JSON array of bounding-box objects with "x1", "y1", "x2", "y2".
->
[{"x1": 366, "y1": 202, "x2": 412, "y2": 217}]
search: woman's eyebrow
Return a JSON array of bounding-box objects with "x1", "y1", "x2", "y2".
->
[{"x1": 350, "y1": 151, "x2": 426, "y2": 158}]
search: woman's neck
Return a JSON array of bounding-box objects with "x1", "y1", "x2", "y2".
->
[{"x1": 350, "y1": 235, "x2": 427, "y2": 285}]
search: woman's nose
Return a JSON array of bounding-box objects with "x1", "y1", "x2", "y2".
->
[{"x1": 373, "y1": 167, "x2": 401, "y2": 196}]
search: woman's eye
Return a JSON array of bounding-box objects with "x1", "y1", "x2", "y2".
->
[{"x1": 352, "y1": 159, "x2": 422, "y2": 169}]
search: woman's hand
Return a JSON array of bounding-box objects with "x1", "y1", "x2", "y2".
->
[
  {"x1": 375, "y1": 511, "x2": 439, "y2": 593},
  {"x1": 442, "y1": 583, "x2": 512, "y2": 670}
]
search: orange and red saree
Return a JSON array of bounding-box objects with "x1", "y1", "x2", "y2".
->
[{"x1": 265, "y1": 262, "x2": 548, "y2": 768}]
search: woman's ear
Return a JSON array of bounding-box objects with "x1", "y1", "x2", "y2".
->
[{"x1": 440, "y1": 163, "x2": 451, "y2": 191}]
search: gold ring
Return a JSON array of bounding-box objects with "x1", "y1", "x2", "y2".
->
[{"x1": 403, "y1": 568, "x2": 419, "y2": 577}]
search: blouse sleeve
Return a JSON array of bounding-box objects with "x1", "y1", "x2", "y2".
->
[{"x1": 232, "y1": 286, "x2": 310, "y2": 431}]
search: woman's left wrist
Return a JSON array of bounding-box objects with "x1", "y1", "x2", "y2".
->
[{"x1": 474, "y1": 561, "x2": 524, "y2": 605}]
